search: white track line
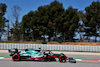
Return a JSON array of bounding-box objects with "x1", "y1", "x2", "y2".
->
[{"x1": 0, "y1": 57, "x2": 4, "y2": 59}]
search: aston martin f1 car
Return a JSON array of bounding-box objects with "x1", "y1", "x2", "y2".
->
[{"x1": 8, "y1": 48, "x2": 76, "y2": 63}]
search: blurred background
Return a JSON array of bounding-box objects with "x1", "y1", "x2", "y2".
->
[{"x1": 0, "y1": 0, "x2": 100, "y2": 43}]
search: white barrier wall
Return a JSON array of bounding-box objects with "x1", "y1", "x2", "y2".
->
[{"x1": 0, "y1": 43, "x2": 100, "y2": 52}]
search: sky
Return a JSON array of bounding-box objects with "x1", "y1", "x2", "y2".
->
[
  {"x1": 0, "y1": 0, "x2": 99, "y2": 22},
  {"x1": 0, "y1": 0, "x2": 100, "y2": 41}
]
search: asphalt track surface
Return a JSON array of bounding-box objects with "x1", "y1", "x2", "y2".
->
[
  {"x1": 0, "y1": 50, "x2": 100, "y2": 67},
  {"x1": 0, "y1": 60, "x2": 100, "y2": 67}
]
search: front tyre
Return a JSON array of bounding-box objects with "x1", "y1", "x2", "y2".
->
[
  {"x1": 59, "y1": 54, "x2": 66, "y2": 63},
  {"x1": 12, "y1": 54, "x2": 20, "y2": 61}
]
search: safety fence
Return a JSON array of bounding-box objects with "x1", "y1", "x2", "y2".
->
[{"x1": 0, "y1": 43, "x2": 100, "y2": 52}]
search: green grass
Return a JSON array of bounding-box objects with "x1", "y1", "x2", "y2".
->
[
  {"x1": 0, "y1": 56, "x2": 12, "y2": 57},
  {"x1": 74, "y1": 58, "x2": 100, "y2": 60}
]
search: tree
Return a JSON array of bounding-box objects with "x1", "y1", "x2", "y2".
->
[
  {"x1": 0, "y1": 3, "x2": 7, "y2": 41},
  {"x1": 37, "y1": 5, "x2": 49, "y2": 41},
  {"x1": 83, "y1": 1, "x2": 100, "y2": 42},
  {"x1": 77, "y1": 11, "x2": 85, "y2": 41},
  {"x1": 20, "y1": 0, "x2": 79, "y2": 42},
  {"x1": 77, "y1": 21, "x2": 84, "y2": 41},
  {"x1": 21, "y1": 0, "x2": 64, "y2": 42},
  {"x1": 60, "y1": 7, "x2": 79, "y2": 41},
  {"x1": 21, "y1": 6, "x2": 49, "y2": 41},
  {"x1": 48, "y1": 0, "x2": 64, "y2": 41},
  {"x1": 10, "y1": 5, "x2": 21, "y2": 41},
  {"x1": 20, "y1": 11, "x2": 40, "y2": 41}
]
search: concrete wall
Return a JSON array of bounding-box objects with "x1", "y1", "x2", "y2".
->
[{"x1": 0, "y1": 43, "x2": 100, "y2": 52}]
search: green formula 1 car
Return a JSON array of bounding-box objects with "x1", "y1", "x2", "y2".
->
[{"x1": 8, "y1": 48, "x2": 76, "y2": 63}]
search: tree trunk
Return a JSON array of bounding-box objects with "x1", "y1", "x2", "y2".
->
[
  {"x1": 63, "y1": 33, "x2": 65, "y2": 42},
  {"x1": 54, "y1": 29, "x2": 57, "y2": 41},
  {"x1": 0, "y1": 36, "x2": 1, "y2": 41},
  {"x1": 48, "y1": 35, "x2": 51, "y2": 42},
  {"x1": 43, "y1": 32, "x2": 45, "y2": 42},
  {"x1": 80, "y1": 33, "x2": 82, "y2": 40},
  {"x1": 22, "y1": 34, "x2": 24, "y2": 42},
  {"x1": 95, "y1": 36, "x2": 97, "y2": 42},
  {"x1": 44, "y1": 35, "x2": 45, "y2": 42}
]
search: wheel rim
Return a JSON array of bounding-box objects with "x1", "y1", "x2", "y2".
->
[
  {"x1": 59, "y1": 55, "x2": 66, "y2": 62},
  {"x1": 12, "y1": 54, "x2": 20, "y2": 61}
]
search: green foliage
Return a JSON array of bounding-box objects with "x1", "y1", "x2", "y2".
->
[
  {"x1": 60, "y1": 7, "x2": 79, "y2": 41},
  {"x1": 0, "y1": 3, "x2": 7, "y2": 15},
  {"x1": 0, "y1": 3, "x2": 7, "y2": 41},
  {"x1": 20, "y1": 0, "x2": 79, "y2": 42},
  {"x1": 83, "y1": 1, "x2": 100, "y2": 41}
]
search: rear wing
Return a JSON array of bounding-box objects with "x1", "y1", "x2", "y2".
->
[{"x1": 8, "y1": 49, "x2": 18, "y2": 56}]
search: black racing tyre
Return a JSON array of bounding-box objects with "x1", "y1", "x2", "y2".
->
[
  {"x1": 12, "y1": 54, "x2": 20, "y2": 61},
  {"x1": 59, "y1": 55, "x2": 66, "y2": 63}
]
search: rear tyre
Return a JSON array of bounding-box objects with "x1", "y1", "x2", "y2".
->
[
  {"x1": 59, "y1": 54, "x2": 66, "y2": 63},
  {"x1": 12, "y1": 54, "x2": 20, "y2": 61}
]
